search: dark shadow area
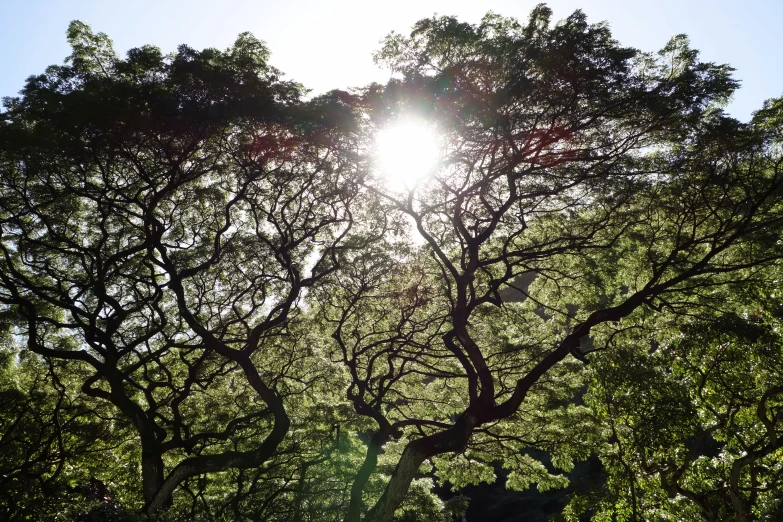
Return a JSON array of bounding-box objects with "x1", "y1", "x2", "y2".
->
[{"x1": 436, "y1": 454, "x2": 605, "y2": 522}]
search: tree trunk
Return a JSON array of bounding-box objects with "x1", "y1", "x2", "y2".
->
[
  {"x1": 293, "y1": 462, "x2": 310, "y2": 522},
  {"x1": 346, "y1": 434, "x2": 385, "y2": 522},
  {"x1": 363, "y1": 411, "x2": 480, "y2": 522},
  {"x1": 729, "y1": 460, "x2": 754, "y2": 522},
  {"x1": 141, "y1": 450, "x2": 165, "y2": 508},
  {"x1": 362, "y1": 444, "x2": 428, "y2": 522}
]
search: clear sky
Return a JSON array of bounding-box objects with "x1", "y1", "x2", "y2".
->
[{"x1": 1, "y1": 0, "x2": 780, "y2": 121}]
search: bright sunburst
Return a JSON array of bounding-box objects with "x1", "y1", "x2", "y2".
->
[{"x1": 375, "y1": 119, "x2": 442, "y2": 188}]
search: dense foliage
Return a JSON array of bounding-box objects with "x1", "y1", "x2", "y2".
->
[{"x1": 1, "y1": 5, "x2": 782, "y2": 521}]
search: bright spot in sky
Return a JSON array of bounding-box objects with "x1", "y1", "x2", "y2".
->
[{"x1": 375, "y1": 120, "x2": 442, "y2": 188}]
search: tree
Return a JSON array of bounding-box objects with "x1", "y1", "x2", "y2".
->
[
  {"x1": 0, "y1": 21, "x2": 369, "y2": 516},
  {"x1": 325, "y1": 7, "x2": 783, "y2": 521}
]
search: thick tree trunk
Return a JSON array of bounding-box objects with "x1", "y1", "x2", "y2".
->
[
  {"x1": 346, "y1": 433, "x2": 386, "y2": 522},
  {"x1": 103, "y1": 369, "x2": 170, "y2": 511},
  {"x1": 141, "y1": 450, "x2": 166, "y2": 508},
  {"x1": 362, "y1": 444, "x2": 428, "y2": 522},
  {"x1": 363, "y1": 411, "x2": 480, "y2": 522}
]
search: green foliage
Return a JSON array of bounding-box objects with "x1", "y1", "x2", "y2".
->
[
  {"x1": 1, "y1": 5, "x2": 783, "y2": 522},
  {"x1": 569, "y1": 271, "x2": 783, "y2": 520},
  {"x1": 0, "y1": 346, "x2": 136, "y2": 521}
]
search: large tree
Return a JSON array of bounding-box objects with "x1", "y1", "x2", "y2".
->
[
  {"x1": 327, "y1": 7, "x2": 783, "y2": 521},
  {"x1": 0, "y1": 21, "x2": 369, "y2": 516}
]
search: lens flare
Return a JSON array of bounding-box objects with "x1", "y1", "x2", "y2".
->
[{"x1": 375, "y1": 120, "x2": 441, "y2": 187}]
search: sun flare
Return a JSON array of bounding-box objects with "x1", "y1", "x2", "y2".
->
[{"x1": 375, "y1": 120, "x2": 442, "y2": 187}]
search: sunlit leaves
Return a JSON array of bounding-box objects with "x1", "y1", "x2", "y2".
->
[{"x1": 2, "y1": 5, "x2": 783, "y2": 521}]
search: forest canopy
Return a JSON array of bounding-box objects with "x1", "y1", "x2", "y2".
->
[{"x1": 1, "y1": 5, "x2": 783, "y2": 522}]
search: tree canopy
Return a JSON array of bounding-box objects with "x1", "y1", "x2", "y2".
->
[{"x1": 1, "y1": 5, "x2": 782, "y2": 522}]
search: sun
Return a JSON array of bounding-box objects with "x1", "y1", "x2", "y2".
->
[{"x1": 375, "y1": 119, "x2": 442, "y2": 188}]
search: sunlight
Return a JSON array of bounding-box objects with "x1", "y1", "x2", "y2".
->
[{"x1": 375, "y1": 119, "x2": 442, "y2": 188}]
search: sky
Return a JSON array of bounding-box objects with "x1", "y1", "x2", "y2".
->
[{"x1": 1, "y1": 0, "x2": 781, "y2": 121}]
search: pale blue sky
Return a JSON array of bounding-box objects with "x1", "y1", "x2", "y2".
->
[{"x1": 1, "y1": 0, "x2": 780, "y2": 121}]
